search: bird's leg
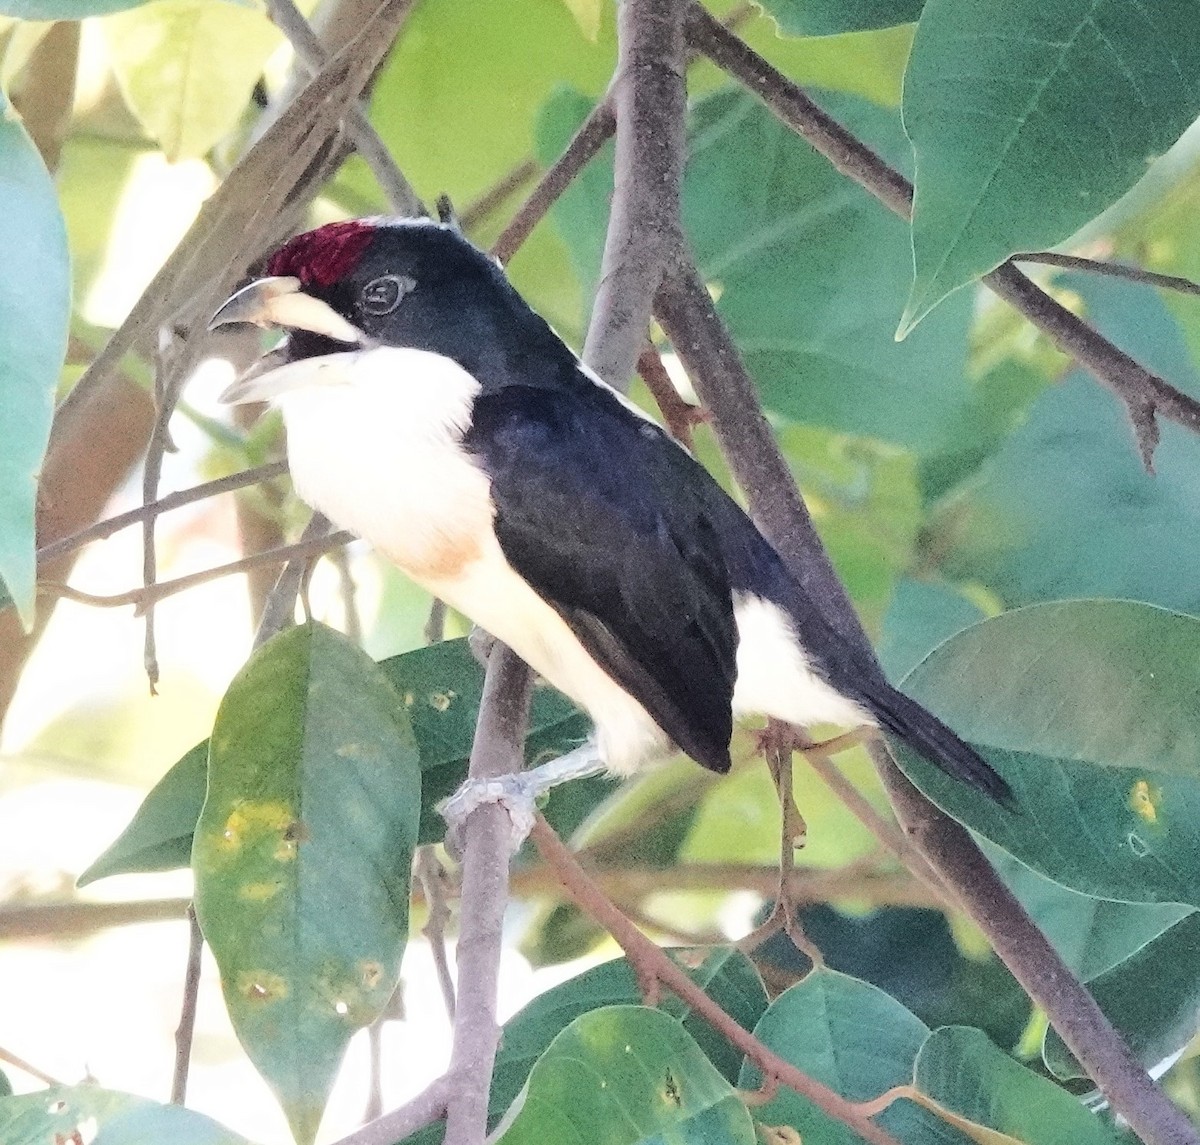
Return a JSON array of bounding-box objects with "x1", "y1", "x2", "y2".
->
[{"x1": 440, "y1": 741, "x2": 608, "y2": 855}]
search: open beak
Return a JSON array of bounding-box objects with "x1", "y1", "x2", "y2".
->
[{"x1": 211, "y1": 276, "x2": 366, "y2": 405}]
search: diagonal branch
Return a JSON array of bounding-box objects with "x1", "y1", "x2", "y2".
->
[
  {"x1": 580, "y1": 0, "x2": 688, "y2": 391},
  {"x1": 263, "y1": 0, "x2": 423, "y2": 215},
  {"x1": 530, "y1": 815, "x2": 903, "y2": 1145},
  {"x1": 654, "y1": 246, "x2": 1197, "y2": 1145},
  {"x1": 684, "y1": 2, "x2": 1200, "y2": 468}
]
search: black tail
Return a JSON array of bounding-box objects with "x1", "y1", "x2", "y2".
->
[{"x1": 870, "y1": 684, "x2": 1013, "y2": 808}]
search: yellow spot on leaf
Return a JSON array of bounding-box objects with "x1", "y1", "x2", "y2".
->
[
  {"x1": 1129, "y1": 780, "x2": 1160, "y2": 825},
  {"x1": 237, "y1": 970, "x2": 288, "y2": 1005},
  {"x1": 217, "y1": 801, "x2": 295, "y2": 854},
  {"x1": 359, "y1": 960, "x2": 385, "y2": 990},
  {"x1": 240, "y1": 880, "x2": 282, "y2": 902},
  {"x1": 429, "y1": 690, "x2": 456, "y2": 712}
]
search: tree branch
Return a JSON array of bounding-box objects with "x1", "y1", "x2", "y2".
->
[
  {"x1": 654, "y1": 243, "x2": 1196, "y2": 1145},
  {"x1": 1014, "y1": 251, "x2": 1200, "y2": 298},
  {"x1": 39, "y1": 530, "x2": 353, "y2": 612},
  {"x1": 263, "y1": 0, "x2": 423, "y2": 215},
  {"x1": 328, "y1": 1077, "x2": 453, "y2": 1145},
  {"x1": 530, "y1": 816, "x2": 903, "y2": 1145},
  {"x1": 684, "y1": 2, "x2": 1200, "y2": 468},
  {"x1": 491, "y1": 100, "x2": 617, "y2": 266},
  {"x1": 442, "y1": 646, "x2": 534, "y2": 1145},
  {"x1": 581, "y1": 0, "x2": 687, "y2": 390},
  {"x1": 170, "y1": 906, "x2": 204, "y2": 1104},
  {"x1": 34, "y1": 462, "x2": 290, "y2": 566}
]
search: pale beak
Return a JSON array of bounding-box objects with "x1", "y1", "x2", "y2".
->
[
  {"x1": 212, "y1": 276, "x2": 366, "y2": 405},
  {"x1": 209, "y1": 276, "x2": 364, "y2": 345}
]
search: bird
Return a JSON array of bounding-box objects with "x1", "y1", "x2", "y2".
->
[{"x1": 210, "y1": 216, "x2": 1011, "y2": 810}]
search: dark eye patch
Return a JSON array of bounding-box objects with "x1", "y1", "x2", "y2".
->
[{"x1": 361, "y1": 274, "x2": 416, "y2": 316}]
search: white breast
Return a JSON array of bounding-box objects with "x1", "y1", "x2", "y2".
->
[
  {"x1": 275, "y1": 347, "x2": 494, "y2": 583},
  {"x1": 272, "y1": 346, "x2": 668, "y2": 774}
]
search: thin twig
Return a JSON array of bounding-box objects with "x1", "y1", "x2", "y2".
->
[
  {"x1": 459, "y1": 159, "x2": 539, "y2": 233},
  {"x1": 581, "y1": 0, "x2": 687, "y2": 390},
  {"x1": 442, "y1": 647, "x2": 533, "y2": 1145},
  {"x1": 170, "y1": 906, "x2": 204, "y2": 1104},
  {"x1": 1015, "y1": 251, "x2": 1200, "y2": 298},
  {"x1": 263, "y1": 0, "x2": 423, "y2": 215},
  {"x1": 491, "y1": 100, "x2": 617, "y2": 265},
  {"x1": 36, "y1": 462, "x2": 289, "y2": 565},
  {"x1": 656, "y1": 240, "x2": 1196, "y2": 1145},
  {"x1": 253, "y1": 512, "x2": 334, "y2": 648},
  {"x1": 416, "y1": 847, "x2": 457, "y2": 1021},
  {"x1": 39, "y1": 529, "x2": 353, "y2": 612},
  {"x1": 798, "y1": 732, "x2": 949, "y2": 901},
  {"x1": 530, "y1": 816, "x2": 902, "y2": 1145},
  {"x1": 328, "y1": 1077, "x2": 453, "y2": 1145},
  {"x1": 636, "y1": 344, "x2": 703, "y2": 447},
  {"x1": 684, "y1": 2, "x2": 1200, "y2": 469},
  {"x1": 0, "y1": 1045, "x2": 70, "y2": 1089},
  {"x1": 423, "y1": 598, "x2": 447, "y2": 645}
]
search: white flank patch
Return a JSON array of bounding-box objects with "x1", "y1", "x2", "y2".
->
[
  {"x1": 732, "y1": 595, "x2": 874, "y2": 731},
  {"x1": 273, "y1": 345, "x2": 667, "y2": 775}
]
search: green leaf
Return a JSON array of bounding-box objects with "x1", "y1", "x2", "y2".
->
[
  {"x1": 0, "y1": 0, "x2": 144, "y2": 14},
  {"x1": 758, "y1": 905, "x2": 1031, "y2": 1053},
  {"x1": 739, "y1": 968, "x2": 945, "y2": 1144},
  {"x1": 1044, "y1": 911, "x2": 1200, "y2": 1081},
  {"x1": 0, "y1": 1086, "x2": 253, "y2": 1145},
  {"x1": 915, "y1": 1026, "x2": 1124, "y2": 1144},
  {"x1": 761, "y1": 0, "x2": 924, "y2": 36},
  {"x1": 77, "y1": 740, "x2": 207, "y2": 886},
  {"x1": 878, "y1": 577, "x2": 987, "y2": 681},
  {"x1": 0, "y1": 90, "x2": 70, "y2": 629},
  {"x1": 495, "y1": 1005, "x2": 756, "y2": 1145},
  {"x1": 378, "y1": 638, "x2": 591, "y2": 843},
  {"x1": 930, "y1": 277, "x2": 1200, "y2": 613},
  {"x1": 901, "y1": 0, "x2": 1200, "y2": 331},
  {"x1": 895, "y1": 600, "x2": 1200, "y2": 905},
  {"x1": 193, "y1": 623, "x2": 421, "y2": 1145},
  {"x1": 485, "y1": 948, "x2": 766, "y2": 1138},
  {"x1": 103, "y1": 0, "x2": 282, "y2": 161},
  {"x1": 986, "y1": 846, "x2": 1192, "y2": 983},
  {"x1": 539, "y1": 86, "x2": 979, "y2": 456},
  {"x1": 80, "y1": 638, "x2": 592, "y2": 880}
]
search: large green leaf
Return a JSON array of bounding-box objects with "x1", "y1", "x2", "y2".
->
[
  {"x1": 894, "y1": 600, "x2": 1200, "y2": 905},
  {"x1": 81, "y1": 637, "x2": 593, "y2": 883},
  {"x1": 0, "y1": 1086, "x2": 253, "y2": 1145},
  {"x1": 495, "y1": 1005, "x2": 756, "y2": 1145},
  {"x1": 193, "y1": 623, "x2": 421, "y2": 1145},
  {"x1": 901, "y1": 0, "x2": 1200, "y2": 330},
  {"x1": 914, "y1": 1027, "x2": 1123, "y2": 1144},
  {"x1": 761, "y1": 0, "x2": 924, "y2": 36},
  {"x1": 539, "y1": 86, "x2": 979, "y2": 456},
  {"x1": 103, "y1": 0, "x2": 283, "y2": 161},
  {"x1": 738, "y1": 968, "x2": 953, "y2": 1144},
  {"x1": 1043, "y1": 911, "x2": 1200, "y2": 1081},
  {"x1": 928, "y1": 278, "x2": 1200, "y2": 612},
  {"x1": 986, "y1": 846, "x2": 1192, "y2": 984},
  {"x1": 0, "y1": 90, "x2": 70, "y2": 628},
  {"x1": 878, "y1": 577, "x2": 987, "y2": 681}
]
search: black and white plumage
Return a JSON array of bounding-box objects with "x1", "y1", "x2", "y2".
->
[{"x1": 211, "y1": 217, "x2": 1010, "y2": 804}]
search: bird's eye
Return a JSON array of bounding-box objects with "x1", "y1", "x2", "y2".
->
[{"x1": 360, "y1": 274, "x2": 415, "y2": 316}]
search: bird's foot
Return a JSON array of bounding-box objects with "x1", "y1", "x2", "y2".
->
[{"x1": 440, "y1": 742, "x2": 608, "y2": 857}]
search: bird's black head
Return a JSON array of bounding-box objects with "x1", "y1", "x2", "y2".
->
[{"x1": 212, "y1": 217, "x2": 571, "y2": 384}]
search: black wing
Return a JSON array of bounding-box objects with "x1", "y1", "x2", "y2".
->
[{"x1": 465, "y1": 384, "x2": 738, "y2": 773}]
